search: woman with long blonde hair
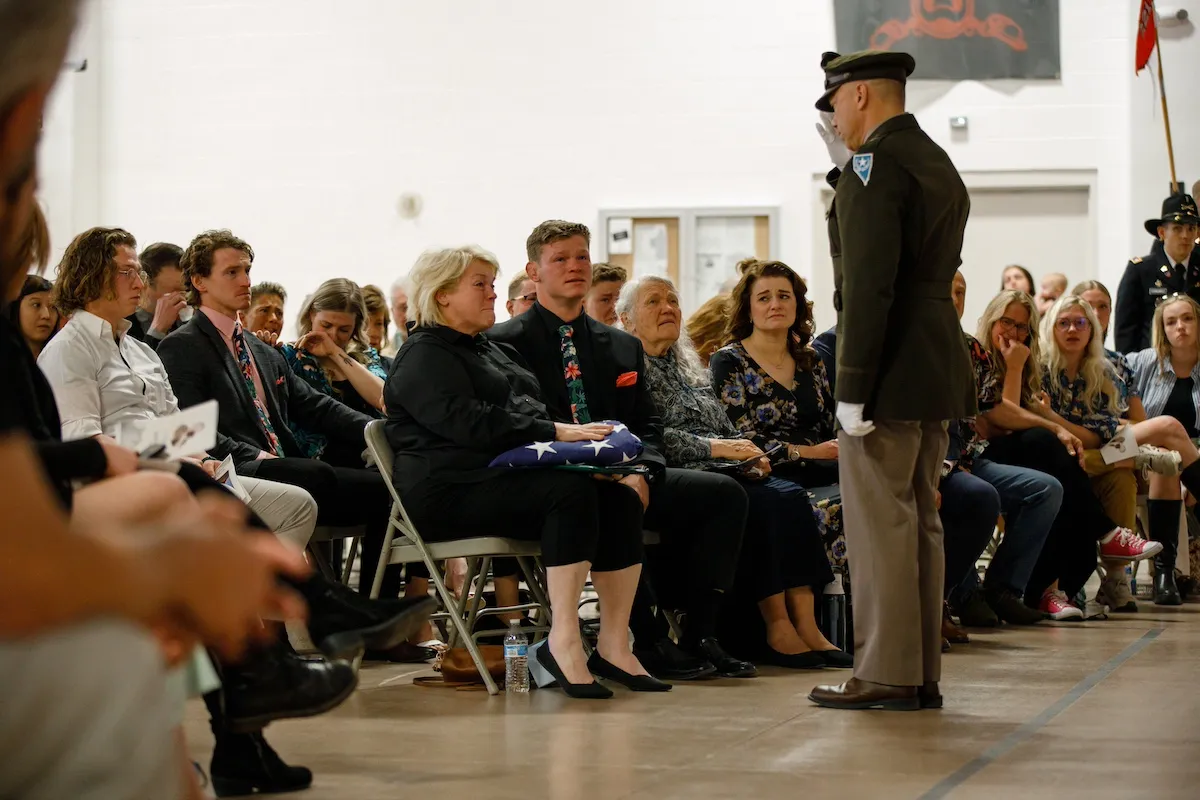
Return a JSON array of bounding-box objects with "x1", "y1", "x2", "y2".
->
[
  {"x1": 968, "y1": 290, "x2": 1149, "y2": 619},
  {"x1": 1125, "y1": 294, "x2": 1200, "y2": 604}
]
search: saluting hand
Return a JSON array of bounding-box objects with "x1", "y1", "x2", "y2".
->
[{"x1": 815, "y1": 112, "x2": 852, "y2": 169}]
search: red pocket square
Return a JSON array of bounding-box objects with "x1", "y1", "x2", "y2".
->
[
  {"x1": 275, "y1": 376, "x2": 286, "y2": 385},
  {"x1": 616, "y1": 371, "x2": 638, "y2": 388}
]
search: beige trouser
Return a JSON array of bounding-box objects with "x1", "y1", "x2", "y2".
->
[
  {"x1": 241, "y1": 476, "x2": 317, "y2": 549},
  {"x1": 839, "y1": 420, "x2": 948, "y2": 687},
  {"x1": 0, "y1": 621, "x2": 182, "y2": 800}
]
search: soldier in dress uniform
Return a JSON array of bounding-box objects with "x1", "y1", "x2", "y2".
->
[
  {"x1": 1114, "y1": 193, "x2": 1200, "y2": 353},
  {"x1": 807, "y1": 50, "x2": 975, "y2": 712}
]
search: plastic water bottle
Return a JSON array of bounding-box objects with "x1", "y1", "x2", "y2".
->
[
  {"x1": 504, "y1": 621, "x2": 529, "y2": 694},
  {"x1": 1127, "y1": 564, "x2": 1137, "y2": 598}
]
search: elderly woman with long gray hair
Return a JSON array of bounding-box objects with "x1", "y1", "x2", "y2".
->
[{"x1": 616, "y1": 274, "x2": 850, "y2": 669}]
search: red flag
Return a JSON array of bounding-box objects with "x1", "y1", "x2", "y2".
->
[{"x1": 1136, "y1": 0, "x2": 1157, "y2": 73}]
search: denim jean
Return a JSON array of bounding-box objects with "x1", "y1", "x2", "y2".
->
[
  {"x1": 939, "y1": 469, "x2": 1001, "y2": 597},
  {"x1": 953, "y1": 457, "x2": 1064, "y2": 601}
]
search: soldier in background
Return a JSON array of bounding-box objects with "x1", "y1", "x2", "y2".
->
[{"x1": 1114, "y1": 193, "x2": 1200, "y2": 354}]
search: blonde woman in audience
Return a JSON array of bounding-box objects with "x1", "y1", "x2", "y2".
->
[
  {"x1": 387, "y1": 245, "x2": 663, "y2": 698},
  {"x1": 1126, "y1": 294, "x2": 1200, "y2": 604},
  {"x1": 1001, "y1": 264, "x2": 1034, "y2": 294},
  {"x1": 974, "y1": 290, "x2": 1154, "y2": 619},
  {"x1": 361, "y1": 284, "x2": 393, "y2": 369},
  {"x1": 618, "y1": 274, "x2": 849, "y2": 669},
  {"x1": 684, "y1": 293, "x2": 732, "y2": 367}
]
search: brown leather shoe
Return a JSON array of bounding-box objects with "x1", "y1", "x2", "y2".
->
[
  {"x1": 808, "y1": 677, "x2": 920, "y2": 711},
  {"x1": 942, "y1": 603, "x2": 970, "y2": 644},
  {"x1": 918, "y1": 681, "x2": 943, "y2": 709}
]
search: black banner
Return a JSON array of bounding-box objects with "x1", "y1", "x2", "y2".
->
[{"x1": 834, "y1": 0, "x2": 1061, "y2": 80}]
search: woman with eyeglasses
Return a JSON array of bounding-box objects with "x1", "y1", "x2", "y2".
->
[
  {"x1": 973, "y1": 290, "x2": 1154, "y2": 620},
  {"x1": 1125, "y1": 294, "x2": 1200, "y2": 604}
]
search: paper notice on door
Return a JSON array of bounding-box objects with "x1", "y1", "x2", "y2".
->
[
  {"x1": 608, "y1": 217, "x2": 633, "y2": 255},
  {"x1": 1100, "y1": 425, "x2": 1138, "y2": 465},
  {"x1": 634, "y1": 223, "x2": 669, "y2": 277}
]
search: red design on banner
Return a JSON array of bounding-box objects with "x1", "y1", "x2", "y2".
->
[
  {"x1": 870, "y1": 0, "x2": 1028, "y2": 52},
  {"x1": 1135, "y1": 0, "x2": 1157, "y2": 73}
]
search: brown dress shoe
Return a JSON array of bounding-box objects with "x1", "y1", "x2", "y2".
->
[
  {"x1": 808, "y1": 677, "x2": 920, "y2": 711},
  {"x1": 918, "y1": 681, "x2": 943, "y2": 709},
  {"x1": 942, "y1": 603, "x2": 970, "y2": 644}
]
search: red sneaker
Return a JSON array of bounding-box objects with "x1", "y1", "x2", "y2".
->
[{"x1": 1099, "y1": 528, "x2": 1162, "y2": 561}]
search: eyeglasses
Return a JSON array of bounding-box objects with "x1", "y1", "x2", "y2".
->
[
  {"x1": 1055, "y1": 317, "x2": 1091, "y2": 332},
  {"x1": 115, "y1": 267, "x2": 146, "y2": 284},
  {"x1": 997, "y1": 316, "x2": 1030, "y2": 336},
  {"x1": 517, "y1": 293, "x2": 537, "y2": 302}
]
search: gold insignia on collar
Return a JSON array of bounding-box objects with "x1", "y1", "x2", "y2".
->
[
  {"x1": 1132, "y1": 257, "x2": 1143, "y2": 264},
  {"x1": 1155, "y1": 280, "x2": 1163, "y2": 287}
]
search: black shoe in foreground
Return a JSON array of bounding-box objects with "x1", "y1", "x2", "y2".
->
[
  {"x1": 759, "y1": 647, "x2": 826, "y2": 670},
  {"x1": 984, "y1": 586, "x2": 1046, "y2": 625},
  {"x1": 633, "y1": 637, "x2": 717, "y2": 681},
  {"x1": 533, "y1": 642, "x2": 613, "y2": 699},
  {"x1": 210, "y1": 731, "x2": 313, "y2": 797},
  {"x1": 222, "y1": 646, "x2": 358, "y2": 732},
  {"x1": 587, "y1": 652, "x2": 672, "y2": 691},
  {"x1": 691, "y1": 637, "x2": 757, "y2": 678},
  {"x1": 305, "y1": 577, "x2": 437, "y2": 660},
  {"x1": 955, "y1": 588, "x2": 1000, "y2": 628}
]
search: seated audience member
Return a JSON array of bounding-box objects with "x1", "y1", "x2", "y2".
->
[
  {"x1": 1000, "y1": 264, "x2": 1035, "y2": 294},
  {"x1": 490, "y1": 220, "x2": 753, "y2": 680},
  {"x1": 242, "y1": 281, "x2": 287, "y2": 344},
  {"x1": 6, "y1": 274, "x2": 57, "y2": 357},
  {"x1": 156, "y1": 231, "x2": 415, "y2": 621},
  {"x1": 684, "y1": 292, "x2": 731, "y2": 368},
  {"x1": 1035, "y1": 271, "x2": 1068, "y2": 317},
  {"x1": 361, "y1": 284, "x2": 393, "y2": 369},
  {"x1": 127, "y1": 242, "x2": 187, "y2": 349},
  {"x1": 1127, "y1": 294, "x2": 1200, "y2": 604},
  {"x1": 618, "y1": 275, "x2": 849, "y2": 668},
  {"x1": 387, "y1": 245, "x2": 665, "y2": 698},
  {"x1": 382, "y1": 277, "x2": 409, "y2": 355},
  {"x1": 709, "y1": 260, "x2": 841, "y2": 505},
  {"x1": 279, "y1": 278, "x2": 387, "y2": 463},
  {"x1": 584, "y1": 262, "x2": 627, "y2": 326},
  {"x1": 39, "y1": 227, "x2": 434, "y2": 793},
  {"x1": 812, "y1": 325, "x2": 836, "y2": 393},
  {"x1": 506, "y1": 272, "x2": 537, "y2": 318},
  {"x1": 940, "y1": 272, "x2": 1056, "y2": 628},
  {"x1": 975, "y1": 290, "x2": 1154, "y2": 619}
]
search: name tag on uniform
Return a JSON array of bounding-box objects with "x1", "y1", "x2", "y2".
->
[{"x1": 1149, "y1": 287, "x2": 1168, "y2": 296}]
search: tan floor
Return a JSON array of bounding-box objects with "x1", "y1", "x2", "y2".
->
[{"x1": 186, "y1": 602, "x2": 1200, "y2": 800}]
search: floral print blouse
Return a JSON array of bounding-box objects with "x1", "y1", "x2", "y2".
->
[
  {"x1": 709, "y1": 342, "x2": 836, "y2": 461},
  {"x1": 279, "y1": 343, "x2": 388, "y2": 458},
  {"x1": 949, "y1": 334, "x2": 1002, "y2": 468},
  {"x1": 642, "y1": 349, "x2": 740, "y2": 471},
  {"x1": 1040, "y1": 366, "x2": 1120, "y2": 446},
  {"x1": 1104, "y1": 347, "x2": 1139, "y2": 407}
]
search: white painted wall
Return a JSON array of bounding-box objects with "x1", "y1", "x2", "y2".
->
[{"x1": 38, "y1": 0, "x2": 1150, "y2": 338}]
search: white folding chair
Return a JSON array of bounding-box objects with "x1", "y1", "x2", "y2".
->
[{"x1": 362, "y1": 420, "x2": 551, "y2": 695}]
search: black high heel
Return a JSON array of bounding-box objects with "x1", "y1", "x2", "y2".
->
[
  {"x1": 534, "y1": 642, "x2": 613, "y2": 699},
  {"x1": 587, "y1": 652, "x2": 672, "y2": 691}
]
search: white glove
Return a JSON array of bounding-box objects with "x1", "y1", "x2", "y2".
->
[
  {"x1": 836, "y1": 402, "x2": 875, "y2": 437},
  {"x1": 815, "y1": 112, "x2": 852, "y2": 169}
]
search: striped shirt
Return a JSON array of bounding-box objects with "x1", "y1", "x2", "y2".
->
[{"x1": 1127, "y1": 348, "x2": 1200, "y2": 430}]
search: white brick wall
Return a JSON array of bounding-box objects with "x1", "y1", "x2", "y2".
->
[{"x1": 37, "y1": 0, "x2": 1176, "y2": 335}]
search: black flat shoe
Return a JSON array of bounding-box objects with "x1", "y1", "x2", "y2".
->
[
  {"x1": 759, "y1": 647, "x2": 826, "y2": 670},
  {"x1": 534, "y1": 643, "x2": 613, "y2": 699},
  {"x1": 817, "y1": 649, "x2": 854, "y2": 669},
  {"x1": 586, "y1": 652, "x2": 672, "y2": 691},
  {"x1": 210, "y1": 731, "x2": 313, "y2": 797},
  {"x1": 693, "y1": 637, "x2": 757, "y2": 678},
  {"x1": 222, "y1": 644, "x2": 358, "y2": 733},
  {"x1": 307, "y1": 583, "x2": 437, "y2": 660},
  {"x1": 633, "y1": 637, "x2": 717, "y2": 681}
]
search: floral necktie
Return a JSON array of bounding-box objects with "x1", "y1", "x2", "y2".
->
[
  {"x1": 558, "y1": 324, "x2": 592, "y2": 424},
  {"x1": 232, "y1": 322, "x2": 283, "y2": 456}
]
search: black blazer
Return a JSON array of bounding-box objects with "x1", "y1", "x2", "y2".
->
[
  {"x1": 157, "y1": 311, "x2": 372, "y2": 469},
  {"x1": 384, "y1": 325, "x2": 557, "y2": 494},
  {"x1": 488, "y1": 305, "x2": 667, "y2": 478}
]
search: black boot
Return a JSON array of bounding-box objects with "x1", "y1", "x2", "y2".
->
[
  {"x1": 210, "y1": 731, "x2": 313, "y2": 797},
  {"x1": 220, "y1": 639, "x2": 358, "y2": 733},
  {"x1": 1146, "y1": 499, "x2": 1183, "y2": 606},
  {"x1": 300, "y1": 573, "x2": 437, "y2": 660}
]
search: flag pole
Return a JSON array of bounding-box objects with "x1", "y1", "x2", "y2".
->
[{"x1": 1153, "y1": 9, "x2": 1180, "y2": 192}]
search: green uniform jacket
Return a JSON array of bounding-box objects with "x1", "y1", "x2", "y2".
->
[{"x1": 826, "y1": 112, "x2": 976, "y2": 422}]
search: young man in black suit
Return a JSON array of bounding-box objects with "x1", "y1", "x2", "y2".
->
[
  {"x1": 489, "y1": 220, "x2": 754, "y2": 679},
  {"x1": 157, "y1": 231, "x2": 427, "y2": 629}
]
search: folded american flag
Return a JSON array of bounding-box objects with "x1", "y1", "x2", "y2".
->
[{"x1": 488, "y1": 421, "x2": 643, "y2": 468}]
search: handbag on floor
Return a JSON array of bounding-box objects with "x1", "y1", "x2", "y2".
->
[{"x1": 413, "y1": 645, "x2": 505, "y2": 691}]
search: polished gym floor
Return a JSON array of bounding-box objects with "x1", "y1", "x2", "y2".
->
[{"x1": 185, "y1": 596, "x2": 1200, "y2": 799}]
